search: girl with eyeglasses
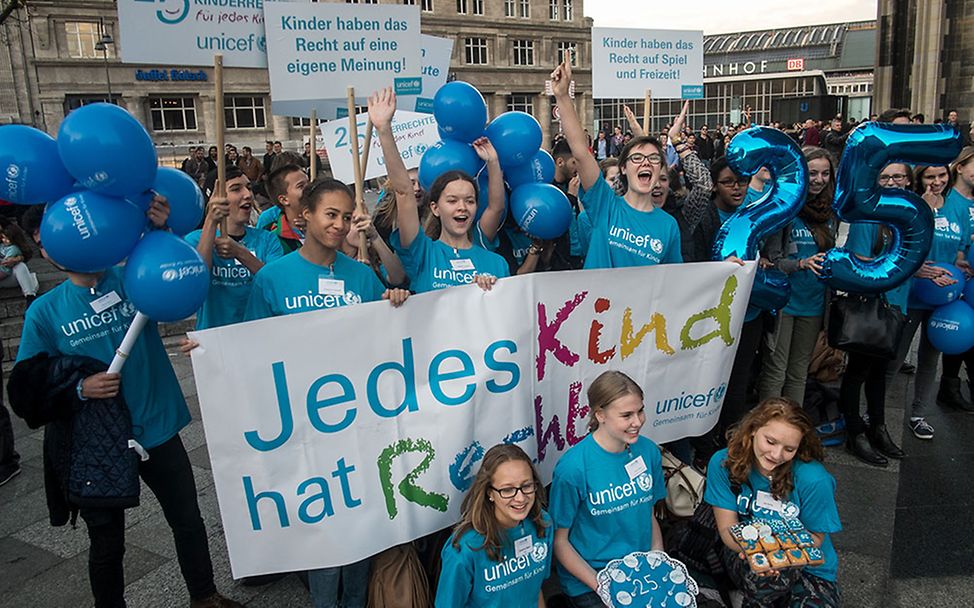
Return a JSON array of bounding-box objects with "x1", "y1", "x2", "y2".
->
[
  {"x1": 551, "y1": 57, "x2": 682, "y2": 268},
  {"x1": 550, "y1": 371, "x2": 666, "y2": 608},
  {"x1": 759, "y1": 147, "x2": 839, "y2": 407},
  {"x1": 435, "y1": 444, "x2": 552, "y2": 607}
]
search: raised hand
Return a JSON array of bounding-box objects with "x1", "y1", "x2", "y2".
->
[{"x1": 368, "y1": 87, "x2": 397, "y2": 130}]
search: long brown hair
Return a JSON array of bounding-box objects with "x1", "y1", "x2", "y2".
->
[
  {"x1": 451, "y1": 444, "x2": 548, "y2": 562},
  {"x1": 723, "y1": 398, "x2": 824, "y2": 500},
  {"x1": 799, "y1": 146, "x2": 837, "y2": 251},
  {"x1": 587, "y1": 371, "x2": 644, "y2": 433},
  {"x1": 422, "y1": 170, "x2": 480, "y2": 240}
]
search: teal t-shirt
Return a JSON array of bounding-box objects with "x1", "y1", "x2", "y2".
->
[
  {"x1": 255, "y1": 206, "x2": 282, "y2": 230},
  {"x1": 704, "y1": 449, "x2": 842, "y2": 583},
  {"x1": 435, "y1": 512, "x2": 553, "y2": 608},
  {"x1": 244, "y1": 250, "x2": 385, "y2": 320},
  {"x1": 184, "y1": 226, "x2": 285, "y2": 329},
  {"x1": 944, "y1": 188, "x2": 974, "y2": 253},
  {"x1": 549, "y1": 434, "x2": 666, "y2": 598},
  {"x1": 908, "y1": 191, "x2": 971, "y2": 310},
  {"x1": 504, "y1": 227, "x2": 533, "y2": 267},
  {"x1": 580, "y1": 176, "x2": 682, "y2": 269},
  {"x1": 574, "y1": 210, "x2": 594, "y2": 259},
  {"x1": 16, "y1": 266, "x2": 191, "y2": 449},
  {"x1": 390, "y1": 229, "x2": 510, "y2": 294},
  {"x1": 843, "y1": 223, "x2": 909, "y2": 314},
  {"x1": 782, "y1": 218, "x2": 827, "y2": 317}
]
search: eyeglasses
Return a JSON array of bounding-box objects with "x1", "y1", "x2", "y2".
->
[
  {"x1": 717, "y1": 178, "x2": 748, "y2": 187},
  {"x1": 878, "y1": 174, "x2": 909, "y2": 185},
  {"x1": 626, "y1": 153, "x2": 663, "y2": 166},
  {"x1": 491, "y1": 482, "x2": 538, "y2": 499}
]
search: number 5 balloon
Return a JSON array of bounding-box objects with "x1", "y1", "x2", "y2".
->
[{"x1": 821, "y1": 123, "x2": 962, "y2": 293}]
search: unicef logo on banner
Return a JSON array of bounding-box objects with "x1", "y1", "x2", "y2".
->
[{"x1": 596, "y1": 551, "x2": 698, "y2": 608}]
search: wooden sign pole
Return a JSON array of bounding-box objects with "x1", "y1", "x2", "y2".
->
[
  {"x1": 642, "y1": 89, "x2": 652, "y2": 135},
  {"x1": 214, "y1": 54, "x2": 227, "y2": 236},
  {"x1": 346, "y1": 87, "x2": 370, "y2": 263},
  {"x1": 309, "y1": 109, "x2": 318, "y2": 181}
]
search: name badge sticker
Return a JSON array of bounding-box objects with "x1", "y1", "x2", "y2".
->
[
  {"x1": 755, "y1": 490, "x2": 785, "y2": 514},
  {"x1": 318, "y1": 278, "x2": 345, "y2": 296},
  {"x1": 624, "y1": 455, "x2": 647, "y2": 480},
  {"x1": 514, "y1": 535, "x2": 533, "y2": 558},
  {"x1": 90, "y1": 291, "x2": 122, "y2": 314},
  {"x1": 450, "y1": 258, "x2": 475, "y2": 271}
]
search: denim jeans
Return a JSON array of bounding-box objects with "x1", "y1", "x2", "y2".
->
[
  {"x1": 758, "y1": 313, "x2": 823, "y2": 406},
  {"x1": 80, "y1": 434, "x2": 215, "y2": 607},
  {"x1": 568, "y1": 590, "x2": 608, "y2": 608},
  {"x1": 308, "y1": 558, "x2": 371, "y2": 608}
]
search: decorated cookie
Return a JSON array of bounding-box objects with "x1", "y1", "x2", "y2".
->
[
  {"x1": 804, "y1": 547, "x2": 825, "y2": 566},
  {"x1": 793, "y1": 531, "x2": 814, "y2": 548},
  {"x1": 749, "y1": 552, "x2": 771, "y2": 573},
  {"x1": 767, "y1": 550, "x2": 790, "y2": 569},
  {"x1": 739, "y1": 538, "x2": 762, "y2": 555},
  {"x1": 768, "y1": 519, "x2": 788, "y2": 534},
  {"x1": 755, "y1": 522, "x2": 774, "y2": 538},
  {"x1": 730, "y1": 523, "x2": 748, "y2": 543},
  {"x1": 777, "y1": 532, "x2": 798, "y2": 550},
  {"x1": 741, "y1": 524, "x2": 759, "y2": 541},
  {"x1": 758, "y1": 535, "x2": 779, "y2": 553},
  {"x1": 786, "y1": 548, "x2": 807, "y2": 566},
  {"x1": 785, "y1": 518, "x2": 805, "y2": 532}
]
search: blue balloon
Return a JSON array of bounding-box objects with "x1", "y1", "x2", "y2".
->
[
  {"x1": 822, "y1": 123, "x2": 962, "y2": 293},
  {"x1": 0, "y1": 125, "x2": 75, "y2": 205},
  {"x1": 510, "y1": 183, "x2": 572, "y2": 240},
  {"x1": 485, "y1": 112, "x2": 543, "y2": 169},
  {"x1": 433, "y1": 82, "x2": 488, "y2": 144},
  {"x1": 713, "y1": 127, "x2": 808, "y2": 310},
  {"x1": 418, "y1": 140, "x2": 484, "y2": 192},
  {"x1": 123, "y1": 230, "x2": 209, "y2": 322},
  {"x1": 151, "y1": 167, "x2": 205, "y2": 236},
  {"x1": 125, "y1": 190, "x2": 155, "y2": 212},
  {"x1": 57, "y1": 103, "x2": 158, "y2": 197},
  {"x1": 475, "y1": 169, "x2": 508, "y2": 224},
  {"x1": 504, "y1": 150, "x2": 556, "y2": 189},
  {"x1": 911, "y1": 262, "x2": 965, "y2": 307},
  {"x1": 40, "y1": 191, "x2": 146, "y2": 273},
  {"x1": 927, "y1": 301, "x2": 974, "y2": 355}
]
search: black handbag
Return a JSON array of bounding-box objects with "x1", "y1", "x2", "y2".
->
[{"x1": 827, "y1": 292, "x2": 906, "y2": 359}]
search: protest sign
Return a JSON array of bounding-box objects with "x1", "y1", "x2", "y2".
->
[
  {"x1": 263, "y1": 2, "x2": 421, "y2": 104},
  {"x1": 591, "y1": 28, "x2": 703, "y2": 99},
  {"x1": 190, "y1": 262, "x2": 756, "y2": 577},
  {"x1": 116, "y1": 0, "x2": 270, "y2": 68},
  {"x1": 320, "y1": 110, "x2": 439, "y2": 184}
]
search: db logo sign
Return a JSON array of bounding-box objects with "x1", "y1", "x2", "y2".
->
[{"x1": 786, "y1": 58, "x2": 804, "y2": 71}]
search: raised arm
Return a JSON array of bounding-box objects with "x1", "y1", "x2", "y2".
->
[
  {"x1": 368, "y1": 88, "x2": 421, "y2": 248},
  {"x1": 550, "y1": 58, "x2": 601, "y2": 191},
  {"x1": 472, "y1": 137, "x2": 505, "y2": 241},
  {"x1": 196, "y1": 182, "x2": 227, "y2": 269}
]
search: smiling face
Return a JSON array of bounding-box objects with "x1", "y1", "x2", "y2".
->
[
  {"x1": 622, "y1": 143, "x2": 664, "y2": 196},
  {"x1": 954, "y1": 161, "x2": 974, "y2": 190},
  {"x1": 303, "y1": 189, "x2": 354, "y2": 251},
  {"x1": 715, "y1": 167, "x2": 748, "y2": 210},
  {"x1": 489, "y1": 460, "x2": 536, "y2": 529},
  {"x1": 807, "y1": 157, "x2": 832, "y2": 197},
  {"x1": 225, "y1": 175, "x2": 254, "y2": 224},
  {"x1": 595, "y1": 392, "x2": 646, "y2": 449},
  {"x1": 650, "y1": 170, "x2": 670, "y2": 207},
  {"x1": 752, "y1": 419, "x2": 803, "y2": 477},
  {"x1": 431, "y1": 178, "x2": 477, "y2": 239}
]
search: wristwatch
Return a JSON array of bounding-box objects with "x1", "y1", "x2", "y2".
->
[{"x1": 528, "y1": 245, "x2": 544, "y2": 256}]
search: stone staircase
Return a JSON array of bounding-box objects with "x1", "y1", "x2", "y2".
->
[{"x1": 0, "y1": 254, "x2": 196, "y2": 371}]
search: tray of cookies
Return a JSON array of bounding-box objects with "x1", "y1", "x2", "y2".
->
[{"x1": 730, "y1": 518, "x2": 824, "y2": 572}]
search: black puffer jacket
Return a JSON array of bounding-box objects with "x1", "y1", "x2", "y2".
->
[{"x1": 7, "y1": 353, "x2": 140, "y2": 526}]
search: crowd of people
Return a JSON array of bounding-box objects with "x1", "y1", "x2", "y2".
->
[{"x1": 2, "y1": 54, "x2": 974, "y2": 608}]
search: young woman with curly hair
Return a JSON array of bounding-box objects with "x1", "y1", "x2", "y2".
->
[{"x1": 704, "y1": 398, "x2": 842, "y2": 607}]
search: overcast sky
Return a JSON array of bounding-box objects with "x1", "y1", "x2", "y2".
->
[{"x1": 584, "y1": 1, "x2": 877, "y2": 35}]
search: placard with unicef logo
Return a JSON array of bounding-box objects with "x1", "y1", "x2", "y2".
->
[{"x1": 596, "y1": 551, "x2": 698, "y2": 608}]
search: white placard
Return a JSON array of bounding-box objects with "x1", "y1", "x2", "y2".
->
[
  {"x1": 320, "y1": 110, "x2": 440, "y2": 184},
  {"x1": 263, "y1": 2, "x2": 421, "y2": 104},
  {"x1": 591, "y1": 27, "x2": 704, "y2": 100},
  {"x1": 189, "y1": 262, "x2": 756, "y2": 577},
  {"x1": 116, "y1": 0, "x2": 274, "y2": 68}
]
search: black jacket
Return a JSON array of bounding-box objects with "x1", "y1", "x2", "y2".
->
[{"x1": 7, "y1": 354, "x2": 140, "y2": 526}]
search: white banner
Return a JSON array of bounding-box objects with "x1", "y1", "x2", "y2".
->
[
  {"x1": 591, "y1": 28, "x2": 704, "y2": 100},
  {"x1": 263, "y1": 2, "x2": 421, "y2": 104},
  {"x1": 320, "y1": 110, "x2": 440, "y2": 184},
  {"x1": 116, "y1": 0, "x2": 274, "y2": 68},
  {"x1": 190, "y1": 262, "x2": 755, "y2": 578}
]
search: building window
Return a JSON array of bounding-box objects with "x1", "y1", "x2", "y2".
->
[
  {"x1": 473, "y1": 0, "x2": 484, "y2": 15},
  {"x1": 549, "y1": 0, "x2": 558, "y2": 19},
  {"x1": 64, "y1": 95, "x2": 118, "y2": 115},
  {"x1": 519, "y1": 0, "x2": 529, "y2": 18},
  {"x1": 563, "y1": 0, "x2": 573, "y2": 20},
  {"x1": 422, "y1": 0, "x2": 433, "y2": 10},
  {"x1": 292, "y1": 117, "x2": 326, "y2": 127},
  {"x1": 508, "y1": 94, "x2": 535, "y2": 114},
  {"x1": 512, "y1": 39, "x2": 534, "y2": 66},
  {"x1": 65, "y1": 21, "x2": 114, "y2": 59},
  {"x1": 456, "y1": 0, "x2": 467, "y2": 13},
  {"x1": 465, "y1": 37, "x2": 488, "y2": 65},
  {"x1": 402, "y1": 0, "x2": 415, "y2": 4},
  {"x1": 346, "y1": 0, "x2": 378, "y2": 3},
  {"x1": 224, "y1": 95, "x2": 266, "y2": 129},
  {"x1": 557, "y1": 41, "x2": 577, "y2": 65},
  {"x1": 149, "y1": 97, "x2": 197, "y2": 131},
  {"x1": 504, "y1": 0, "x2": 515, "y2": 16}
]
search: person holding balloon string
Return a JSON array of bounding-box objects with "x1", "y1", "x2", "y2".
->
[
  {"x1": 936, "y1": 148, "x2": 974, "y2": 413},
  {"x1": 369, "y1": 87, "x2": 510, "y2": 293},
  {"x1": 837, "y1": 162, "x2": 915, "y2": 467},
  {"x1": 883, "y1": 161, "x2": 973, "y2": 440},
  {"x1": 435, "y1": 444, "x2": 553, "y2": 608},
  {"x1": 182, "y1": 165, "x2": 285, "y2": 330},
  {"x1": 550, "y1": 371, "x2": 667, "y2": 608},
  {"x1": 758, "y1": 146, "x2": 839, "y2": 407},
  {"x1": 705, "y1": 398, "x2": 842, "y2": 608},
  {"x1": 14, "y1": 201, "x2": 244, "y2": 608}
]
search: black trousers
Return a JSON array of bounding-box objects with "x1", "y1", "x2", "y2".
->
[
  {"x1": 80, "y1": 434, "x2": 215, "y2": 608},
  {"x1": 942, "y1": 348, "x2": 974, "y2": 381},
  {"x1": 0, "y1": 339, "x2": 20, "y2": 474},
  {"x1": 837, "y1": 351, "x2": 888, "y2": 436}
]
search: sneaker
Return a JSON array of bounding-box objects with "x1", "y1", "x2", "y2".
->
[
  {"x1": 909, "y1": 417, "x2": 934, "y2": 440},
  {"x1": 0, "y1": 465, "x2": 21, "y2": 487}
]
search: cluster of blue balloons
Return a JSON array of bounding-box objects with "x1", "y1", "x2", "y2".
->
[
  {"x1": 429, "y1": 81, "x2": 572, "y2": 240},
  {"x1": 0, "y1": 104, "x2": 207, "y2": 322},
  {"x1": 912, "y1": 263, "x2": 974, "y2": 355}
]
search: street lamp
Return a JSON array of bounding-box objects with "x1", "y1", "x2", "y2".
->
[{"x1": 94, "y1": 32, "x2": 114, "y2": 102}]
